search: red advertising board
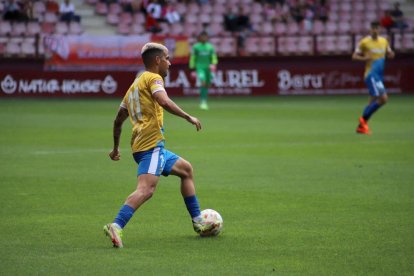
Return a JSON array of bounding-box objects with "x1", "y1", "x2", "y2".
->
[{"x1": 1, "y1": 56, "x2": 413, "y2": 97}]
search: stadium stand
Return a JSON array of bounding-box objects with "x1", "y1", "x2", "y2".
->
[{"x1": 0, "y1": 0, "x2": 413, "y2": 58}]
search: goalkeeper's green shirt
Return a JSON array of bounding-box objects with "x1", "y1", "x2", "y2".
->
[{"x1": 189, "y1": 42, "x2": 218, "y2": 70}]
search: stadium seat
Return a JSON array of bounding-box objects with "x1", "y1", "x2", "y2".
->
[
  {"x1": 211, "y1": 14, "x2": 224, "y2": 24},
  {"x1": 278, "y1": 36, "x2": 299, "y2": 55},
  {"x1": 338, "y1": 21, "x2": 351, "y2": 34},
  {"x1": 41, "y1": 22, "x2": 56, "y2": 35},
  {"x1": 11, "y1": 22, "x2": 26, "y2": 37},
  {"x1": 183, "y1": 22, "x2": 199, "y2": 37},
  {"x1": 27, "y1": 22, "x2": 41, "y2": 36},
  {"x1": 219, "y1": 37, "x2": 237, "y2": 56},
  {"x1": 325, "y1": 21, "x2": 338, "y2": 34},
  {"x1": 95, "y1": 2, "x2": 108, "y2": 15},
  {"x1": 297, "y1": 36, "x2": 313, "y2": 55},
  {"x1": 117, "y1": 23, "x2": 130, "y2": 35},
  {"x1": 5, "y1": 41, "x2": 21, "y2": 56},
  {"x1": 208, "y1": 23, "x2": 224, "y2": 36},
  {"x1": 170, "y1": 23, "x2": 184, "y2": 35},
  {"x1": 44, "y1": 12, "x2": 58, "y2": 23},
  {"x1": 119, "y1": 13, "x2": 133, "y2": 25},
  {"x1": 108, "y1": 3, "x2": 122, "y2": 15},
  {"x1": 312, "y1": 21, "x2": 325, "y2": 35},
  {"x1": 274, "y1": 22, "x2": 287, "y2": 36},
  {"x1": 200, "y1": 4, "x2": 212, "y2": 14},
  {"x1": 33, "y1": 1, "x2": 46, "y2": 15},
  {"x1": 106, "y1": 13, "x2": 120, "y2": 25},
  {"x1": 199, "y1": 14, "x2": 211, "y2": 24},
  {"x1": 187, "y1": 3, "x2": 200, "y2": 14},
  {"x1": 260, "y1": 22, "x2": 273, "y2": 36},
  {"x1": 55, "y1": 22, "x2": 69, "y2": 35},
  {"x1": 286, "y1": 22, "x2": 300, "y2": 35},
  {"x1": 130, "y1": 24, "x2": 145, "y2": 35},
  {"x1": 21, "y1": 41, "x2": 36, "y2": 56},
  {"x1": 336, "y1": 35, "x2": 352, "y2": 53},
  {"x1": 245, "y1": 37, "x2": 260, "y2": 55},
  {"x1": 317, "y1": 35, "x2": 336, "y2": 54},
  {"x1": 69, "y1": 22, "x2": 83, "y2": 35},
  {"x1": 0, "y1": 21, "x2": 12, "y2": 36},
  {"x1": 354, "y1": 2, "x2": 365, "y2": 12},
  {"x1": 133, "y1": 13, "x2": 146, "y2": 24},
  {"x1": 260, "y1": 37, "x2": 275, "y2": 56},
  {"x1": 185, "y1": 14, "x2": 197, "y2": 24}
]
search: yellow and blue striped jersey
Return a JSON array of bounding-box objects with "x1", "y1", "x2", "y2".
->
[
  {"x1": 120, "y1": 71, "x2": 166, "y2": 153},
  {"x1": 356, "y1": 35, "x2": 389, "y2": 78}
]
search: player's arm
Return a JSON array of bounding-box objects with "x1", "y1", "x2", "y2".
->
[
  {"x1": 109, "y1": 106, "x2": 129, "y2": 161},
  {"x1": 352, "y1": 49, "x2": 371, "y2": 61},
  {"x1": 386, "y1": 45, "x2": 395, "y2": 59},
  {"x1": 153, "y1": 91, "x2": 201, "y2": 131},
  {"x1": 352, "y1": 42, "x2": 371, "y2": 61},
  {"x1": 210, "y1": 45, "x2": 218, "y2": 72}
]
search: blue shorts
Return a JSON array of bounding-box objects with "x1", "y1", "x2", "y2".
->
[
  {"x1": 365, "y1": 74, "x2": 386, "y2": 97},
  {"x1": 133, "y1": 147, "x2": 179, "y2": 177}
]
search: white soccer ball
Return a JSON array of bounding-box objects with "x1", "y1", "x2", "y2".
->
[{"x1": 199, "y1": 209, "x2": 223, "y2": 237}]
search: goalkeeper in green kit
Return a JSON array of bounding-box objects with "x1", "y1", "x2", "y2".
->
[{"x1": 189, "y1": 31, "x2": 218, "y2": 110}]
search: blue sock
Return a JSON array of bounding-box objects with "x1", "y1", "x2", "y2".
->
[
  {"x1": 184, "y1": 195, "x2": 201, "y2": 219},
  {"x1": 362, "y1": 102, "x2": 381, "y2": 121},
  {"x1": 113, "y1": 204, "x2": 135, "y2": 229}
]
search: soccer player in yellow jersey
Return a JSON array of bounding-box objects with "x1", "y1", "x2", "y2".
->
[
  {"x1": 103, "y1": 42, "x2": 211, "y2": 248},
  {"x1": 352, "y1": 21, "x2": 395, "y2": 135}
]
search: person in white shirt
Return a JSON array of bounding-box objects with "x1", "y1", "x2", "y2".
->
[{"x1": 59, "y1": 0, "x2": 81, "y2": 22}]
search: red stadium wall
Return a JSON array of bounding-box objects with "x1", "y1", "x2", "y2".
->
[{"x1": 1, "y1": 55, "x2": 414, "y2": 97}]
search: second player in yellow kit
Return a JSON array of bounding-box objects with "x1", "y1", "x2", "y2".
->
[{"x1": 352, "y1": 21, "x2": 394, "y2": 135}]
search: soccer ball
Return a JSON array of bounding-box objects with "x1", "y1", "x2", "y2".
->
[{"x1": 199, "y1": 209, "x2": 223, "y2": 237}]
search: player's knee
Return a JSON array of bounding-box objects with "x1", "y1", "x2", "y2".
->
[
  {"x1": 181, "y1": 160, "x2": 194, "y2": 179},
  {"x1": 139, "y1": 186, "x2": 156, "y2": 201},
  {"x1": 379, "y1": 95, "x2": 388, "y2": 105}
]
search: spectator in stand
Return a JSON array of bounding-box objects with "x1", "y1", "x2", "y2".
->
[
  {"x1": 224, "y1": 7, "x2": 252, "y2": 55},
  {"x1": 120, "y1": 0, "x2": 134, "y2": 13},
  {"x1": 3, "y1": 0, "x2": 28, "y2": 21},
  {"x1": 146, "y1": 0, "x2": 163, "y2": 21},
  {"x1": 390, "y1": 2, "x2": 409, "y2": 33},
  {"x1": 316, "y1": 0, "x2": 328, "y2": 23},
  {"x1": 303, "y1": 3, "x2": 315, "y2": 32},
  {"x1": 163, "y1": 1, "x2": 180, "y2": 24},
  {"x1": 380, "y1": 10, "x2": 394, "y2": 34},
  {"x1": 290, "y1": 1, "x2": 304, "y2": 24},
  {"x1": 21, "y1": 0, "x2": 34, "y2": 21},
  {"x1": 59, "y1": 0, "x2": 81, "y2": 23},
  {"x1": 224, "y1": 8, "x2": 239, "y2": 32},
  {"x1": 274, "y1": 1, "x2": 290, "y2": 23},
  {"x1": 145, "y1": 0, "x2": 162, "y2": 33}
]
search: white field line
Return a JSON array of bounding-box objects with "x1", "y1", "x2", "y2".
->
[{"x1": 29, "y1": 140, "x2": 412, "y2": 155}]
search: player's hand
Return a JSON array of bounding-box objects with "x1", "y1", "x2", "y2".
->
[
  {"x1": 190, "y1": 71, "x2": 197, "y2": 79},
  {"x1": 186, "y1": 116, "x2": 202, "y2": 131},
  {"x1": 209, "y1": 64, "x2": 216, "y2": 72},
  {"x1": 109, "y1": 148, "x2": 121, "y2": 161}
]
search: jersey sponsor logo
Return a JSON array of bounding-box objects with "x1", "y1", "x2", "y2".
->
[{"x1": 154, "y1": 79, "x2": 164, "y2": 86}]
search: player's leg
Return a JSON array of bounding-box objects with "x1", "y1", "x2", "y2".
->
[
  {"x1": 104, "y1": 174, "x2": 159, "y2": 248},
  {"x1": 197, "y1": 69, "x2": 208, "y2": 110},
  {"x1": 169, "y1": 158, "x2": 210, "y2": 233},
  {"x1": 357, "y1": 75, "x2": 387, "y2": 134},
  {"x1": 104, "y1": 148, "x2": 162, "y2": 248}
]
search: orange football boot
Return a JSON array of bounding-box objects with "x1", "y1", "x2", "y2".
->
[{"x1": 356, "y1": 117, "x2": 371, "y2": 135}]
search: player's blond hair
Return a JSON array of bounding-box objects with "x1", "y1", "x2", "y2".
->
[{"x1": 141, "y1": 42, "x2": 168, "y2": 55}]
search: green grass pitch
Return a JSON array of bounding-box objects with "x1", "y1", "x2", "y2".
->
[{"x1": 0, "y1": 95, "x2": 413, "y2": 275}]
